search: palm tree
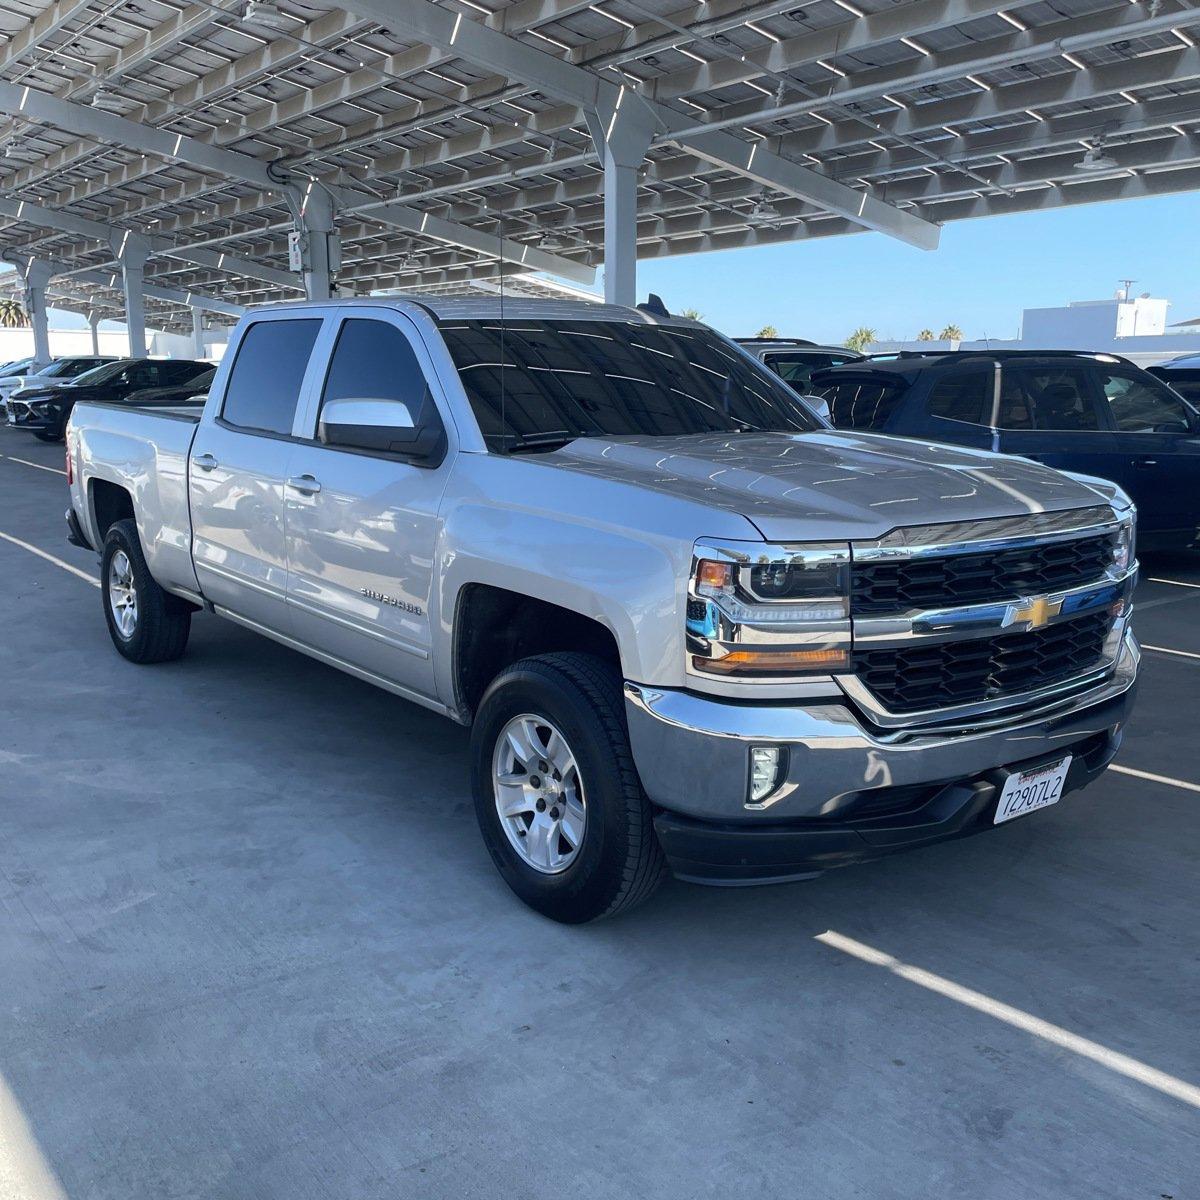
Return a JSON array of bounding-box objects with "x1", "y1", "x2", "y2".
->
[
  {"x1": 0, "y1": 297, "x2": 28, "y2": 328},
  {"x1": 939, "y1": 323, "x2": 964, "y2": 341},
  {"x1": 916, "y1": 328, "x2": 934, "y2": 341},
  {"x1": 845, "y1": 326, "x2": 876, "y2": 353},
  {"x1": 756, "y1": 324, "x2": 778, "y2": 338},
  {"x1": 679, "y1": 307, "x2": 704, "y2": 321}
]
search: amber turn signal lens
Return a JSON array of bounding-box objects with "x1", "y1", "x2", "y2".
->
[
  {"x1": 696, "y1": 560, "x2": 733, "y2": 589},
  {"x1": 694, "y1": 648, "x2": 850, "y2": 675}
]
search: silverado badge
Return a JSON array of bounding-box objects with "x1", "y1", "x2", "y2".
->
[{"x1": 362, "y1": 588, "x2": 423, "y2": 616}]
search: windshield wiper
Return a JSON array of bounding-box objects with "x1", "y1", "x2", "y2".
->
[{"x1": 503, "y1": 432, "x2": 579, "y2": 455}]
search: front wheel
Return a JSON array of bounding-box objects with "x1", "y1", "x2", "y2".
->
[
  {"x1": 34, "y1": 428, "x2": 62, "y2": 442},
  {"x1": 101, "y1": 518, "x2": 191, "y2": 663},
  {"x1": 470, "y1": 652, "x2": 666, "y2": 923}
]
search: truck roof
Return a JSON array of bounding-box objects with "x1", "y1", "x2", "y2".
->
[{"x1": 249, "y1": 295, "x2": 700, "y2": 326}]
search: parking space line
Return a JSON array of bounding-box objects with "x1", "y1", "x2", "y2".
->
[
  {"x1": 1110, "y1": 764, "x2": 1200, "y2": 794},
  {"x1": 0, "y1": 530, "x2": 99, "y2": 588},
  {"x1": 1147, "y1": 577, "x2": 1200, "y2": 590},
  {"x1": 1142, "y1": 644, "x2": 1200, "y2": 661},
  {"x1": 2, "y1": 454, "x2": 66, "y2": 476},
  {"x1": 816, "y1": 930, "x2": 1200, "y2": 1110}
]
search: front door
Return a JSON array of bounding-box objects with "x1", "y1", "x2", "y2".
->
[
  {"x1": 189, "y1": 314, "x2": 325, "y2": 631},
  {"x1": 284, "y1": 311, "x2": 452, "y2": 700},
  {"x1": 993, "y1": 362, "x2": 1119, "y2": 486},
  {"x1": 1087, "y1": 363, "x2": 1200, "y2": 538}
]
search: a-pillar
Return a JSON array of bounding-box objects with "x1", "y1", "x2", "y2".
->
[
  {"x1": 586, "y1": 92, "x2": 655, "y2": 307},
  {"x1": 287, "y1": 182, "x2": 340, "y2": 301},
  {"x1": 111, "y1": 232, "x2": 150, "y2": 356},
  {"x1": 21, "y1": 259, "x2": 55, "y2": 368}
]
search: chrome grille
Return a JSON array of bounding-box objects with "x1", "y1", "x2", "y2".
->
[
  {"x1": 851, "y1": 531, "x2": 1119, "y2": 615},
  {"x1": 855, "y1": 610, "x2": 1111, "y2": 714}
]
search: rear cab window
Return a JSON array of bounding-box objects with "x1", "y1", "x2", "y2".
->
[{"x1": 221, "y1": 318, "x2": 322, "y2": 436}]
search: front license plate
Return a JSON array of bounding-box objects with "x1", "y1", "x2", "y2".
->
[{"x1": 994, "y1": 756, "x2": 1073, "y2": 825}]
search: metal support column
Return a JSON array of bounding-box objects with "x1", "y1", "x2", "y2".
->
[
  {"x1": 112, "y1": 232, "x2": 150, "y2": 357},
  {"x1": 20, "y1": 259, "x2": 55, "y2": 368},
  {"x1": 286, "y1": 182, "x2": 340, "y2": 301},
  {"x1": 88, "y1": 311, "x2": 102, "y2": 356},
  {"x1": 586, "y1": 96, "x2": 656, "y2": 307},
  {"x1": 191, "y1": 308, "x2": 205, "y2": 359}
]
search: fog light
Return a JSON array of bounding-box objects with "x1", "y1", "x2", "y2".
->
[{"x1": 749, "y1": 746, "x2": 783, "y2": 804}]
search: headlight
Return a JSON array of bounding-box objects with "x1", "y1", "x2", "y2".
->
[
  {"x1": 688, "y1": 542, "x2": 851, "y2": 677},
  {"x1": 1112, "y1": 511, "x2": 1136, "y2": 574}
]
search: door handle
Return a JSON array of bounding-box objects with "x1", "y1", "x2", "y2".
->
[
  {"x1": 287, "y1": 474, "x2": 322, "y2": 496},
  {"x1": 193, "y1": 452, "x2": 218, "y2": 471},
  {"x1": 1135, "y1": 458, "x2": 1158, "y2": 467}
]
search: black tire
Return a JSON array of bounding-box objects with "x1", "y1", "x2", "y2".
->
[
  {"x1": 101, "y1": 518, "x2": 191, "y2": 663},
  {"x1": 470, "y1": 652, "x2": 667, "y2": 923},
  {"x1": 34, "y1": 428, "x2": 62, "y2": 442}
]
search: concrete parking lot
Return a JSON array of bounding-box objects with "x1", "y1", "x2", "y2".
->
[{"x1": 1, "y1": 424, "x2": 1197, "y2": 1200}]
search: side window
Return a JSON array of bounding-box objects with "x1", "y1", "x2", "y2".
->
[
  {"x1": 1097, "y1": 368, "x2": 1192, "y2": 433},
  {"x1": 222, "y1": 318, "x2": 322, "y2": 436},
  {"x1": 320, "y1": 318, "x2": 432, "y2": 414},
  {"x1": 1000, "y1": 367, "x2": 1100, "y2": 431},
  {"x1": 816, "y1": 379, "x2": 908, "y2": 431},
  {"x1": 927, "y1": 368, "x2": 990, "y2": 425}
]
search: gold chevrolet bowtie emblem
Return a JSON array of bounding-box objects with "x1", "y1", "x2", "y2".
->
[{"x1": 1009, "y1": 596, "x2": 1062, "y2": 629}]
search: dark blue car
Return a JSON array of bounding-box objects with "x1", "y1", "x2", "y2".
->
[{"x1": 804, "y1": 350, "x2": 1200, "y2": 549}]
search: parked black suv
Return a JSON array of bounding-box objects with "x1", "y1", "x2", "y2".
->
[
  {"x1": 6, "y1": 357, "x2": 212, "y2": 440},
  {"x1": 808, "y1": 350, "x2": 1200, "y2": 548}
]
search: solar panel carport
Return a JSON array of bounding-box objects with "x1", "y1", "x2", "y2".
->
[{"x1": 0, "y1": 0, "x2": 1197, "y2": 358}]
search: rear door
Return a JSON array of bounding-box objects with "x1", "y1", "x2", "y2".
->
[
  {"x1": 189, "y1": 313, "x2": 326, "y2": 631},
  {"x1": 1088, "y1": 363, "x2": 1200, "y2": 537},
  {"x1": 994, "y1": 362, "x2": 1118, "y2": 481},
  {"x1": 283, "y1": 309, "x2": 453, "y2": 699}
]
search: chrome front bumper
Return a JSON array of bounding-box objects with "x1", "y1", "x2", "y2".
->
[{"x1": 625, "y1": 628, "x2": 1139, "y2": 826}]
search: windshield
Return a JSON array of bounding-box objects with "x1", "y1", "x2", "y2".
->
[
  {"x1": 71, "y1": 359, "x2": 136, "y2": 385},
  {"x1": 0, "y1": 358, "x2": 35, "y2": 378},
  {"x1": 438, "y1": 319, "x2": 821, "y2": 451}
]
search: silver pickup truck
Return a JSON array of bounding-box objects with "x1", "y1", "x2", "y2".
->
[{"x1": 66, "y1": 297, "x2": 1140, "y2": 922}]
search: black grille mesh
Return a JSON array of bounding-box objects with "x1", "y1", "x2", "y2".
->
[
  {"x1": 855, "y1": 609, "x2": 1111, "y2": 713},
  {"x1": 851, "y1": 533, "x2": 1118, "y2": 616}
]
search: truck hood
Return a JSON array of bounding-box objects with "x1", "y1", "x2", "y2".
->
[{"x1": 547, "y1": 431, "x2": 1112, "y2": 541}]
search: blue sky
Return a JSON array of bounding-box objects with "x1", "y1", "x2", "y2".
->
[{"x1": 638, "y1": 191, "x2": 1200, "y2": 344}]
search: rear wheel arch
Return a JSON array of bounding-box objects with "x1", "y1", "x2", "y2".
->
[{"x1": 89, "y1": 478, "x2": 136, "y2": 542}]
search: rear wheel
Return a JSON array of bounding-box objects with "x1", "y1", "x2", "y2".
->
[
  {"x1": 101, "y1": 518, "x2": 191, "y2": 663},
  {"x1": 470, "y1": 652, "x2": 666, "y2": 923}
]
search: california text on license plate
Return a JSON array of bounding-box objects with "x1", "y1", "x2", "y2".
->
[{"x1": 994, "y1": 756, "x2": 1073, "y2": 825}]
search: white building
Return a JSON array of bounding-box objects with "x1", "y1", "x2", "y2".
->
[{"x1": 873, "y1": 292, "x2": 1200, "y2": 366}]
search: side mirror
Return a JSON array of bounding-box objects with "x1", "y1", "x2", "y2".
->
[
  {"x1": 319, "y1": 395, "x2": 445, "y2": 463},
  {"x1": 800, "y1": 393, "x2": 832, "y2": 423}
]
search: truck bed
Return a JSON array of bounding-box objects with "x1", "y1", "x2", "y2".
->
[{"x1": 68, "y1": 400, "x2": 203, "y2": 599}]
